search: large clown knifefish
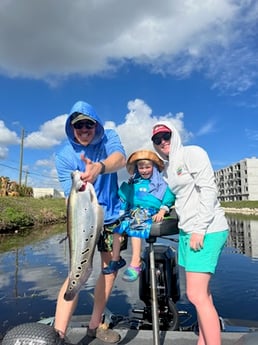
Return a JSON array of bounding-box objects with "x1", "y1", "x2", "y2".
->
[{"x1": 64, "y1": 170, "x2": 104, "y2": 301}]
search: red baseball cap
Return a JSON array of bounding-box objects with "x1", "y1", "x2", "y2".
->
[{"x1": 151, "y1": 124, "x2": 171, "y2": 139}]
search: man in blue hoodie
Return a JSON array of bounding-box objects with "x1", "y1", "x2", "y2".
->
[{"x1": 54, "y1": 100, "x2": 127, "y2": 344}]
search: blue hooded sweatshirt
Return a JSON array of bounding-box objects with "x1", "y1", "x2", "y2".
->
[{"x1": 55, "y1": 101, "x2": 126, "y2": 224}]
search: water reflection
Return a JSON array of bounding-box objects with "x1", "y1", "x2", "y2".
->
[
  {"x1": 0, "y1": 225, "x2": 106, "y2": 336},
  {"x1": 227, "y1": 216, "x2": 258, "y2": 258},
  {"x1": 0, "y1": 216, "x2": 258, "y2": 337}
]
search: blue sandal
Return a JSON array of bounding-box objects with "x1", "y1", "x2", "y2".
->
[{"x1": 102, "y1": 257, "x2": 126, "y2": 275}]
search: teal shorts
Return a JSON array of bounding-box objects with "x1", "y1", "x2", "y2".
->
[{"x1": 178, "y1": 229, "x2": 228, "y2": 274}]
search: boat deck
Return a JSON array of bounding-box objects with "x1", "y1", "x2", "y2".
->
[
  {"x1": 67, "y1": 328, "x2": 245, "y2": 345},
  {"x1": 51, "y1": 315, "x2": 258, "y2": 345}
]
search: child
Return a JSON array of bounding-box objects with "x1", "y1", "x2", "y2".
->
[{"x1": 102, "y1": 150, "x2": 175, "y2": 282}]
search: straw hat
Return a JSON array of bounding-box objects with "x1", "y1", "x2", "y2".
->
[{"x1": 126, "y1": 150, "x2": 164, "y2": 175}]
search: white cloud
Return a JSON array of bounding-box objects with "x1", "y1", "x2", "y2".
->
[
  {"x1": 113, "y1": 99, "x2": 192, "y2": 182},
  {"x1": 0, "y1": 0, "x2": 257, "y2": 92},
  {"x1": 2, "y1": 98, "x2": 194, "y2": 187},
  {"x1": 117, "y1": 99, "x2": 192, "y2": 154},
  {"x1": 0, "y1": 120, "x2": 20, "y2": 144},
  {"x1": 35, "y1": 158, "x2": 53, "y2": 167},
  {"x1": 0, "y1": 146, "x2": 8, "y2": 159},
  {"x1": 24, "y1": 115, "x2": 67, "y2": 149},
  {"x1": 0, "y1": 120, "x2": 20, "y2": 159},
  {"x1": 246, "y1": 128, "x2": 258, "y2": 141},
  {"x1": 0, "y1": 115, "x2": 67, "y2": 186},
  {"x1": 196, "y1": 121, "x2": 216, "y2": 136},
  {"x1": 28, "y1": 156, "x2": 59, "y2": 188}
]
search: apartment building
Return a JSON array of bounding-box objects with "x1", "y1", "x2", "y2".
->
[{"x1": 214, "y1": 157, "x2": 258, "y2": 201}]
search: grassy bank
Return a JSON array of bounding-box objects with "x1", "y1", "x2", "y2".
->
[
  {"x1": 0, "y1": 197, "x2": 258, "y2": 233},
  {"x1": 221, "y1": 200, "x2": 258, "y2": 208},
  {"x1": 0, "y1": 196, "x2": 66, "y2": 232}
]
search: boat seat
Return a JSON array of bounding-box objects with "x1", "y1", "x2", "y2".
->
[{"x1": 149, "y1": 209, "x2": 179, "y2": 238}]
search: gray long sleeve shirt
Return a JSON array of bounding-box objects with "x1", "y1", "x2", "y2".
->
[{"x1": 154, "y1": 121, "x2": 228, "y2": 235}]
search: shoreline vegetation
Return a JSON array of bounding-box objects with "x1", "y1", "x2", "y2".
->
[
  {"x1": 0, "y1": 197, "x2": 258, "y2": 233},
  {"x1": 221, "y1": 201, "x2": 258, "y2": 216},
  {"x1": 0, "y1": 197, "x2": 66, "y2": 233}
]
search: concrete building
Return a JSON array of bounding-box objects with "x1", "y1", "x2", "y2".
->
[
  {"x1": 214, "y1": 157, "x2": 258, "y2": 201},
  {"x1": 33, "y1": 188, "x2": 64, "y2": 199}
]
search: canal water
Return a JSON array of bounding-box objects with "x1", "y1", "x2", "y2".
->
[{"x1": 0, "y1": 215, "x2": 257, "y2": 337}]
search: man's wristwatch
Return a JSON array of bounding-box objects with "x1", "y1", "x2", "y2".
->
[{"x1": 99, "y1": 161, "x2": 106, "y2": 174}]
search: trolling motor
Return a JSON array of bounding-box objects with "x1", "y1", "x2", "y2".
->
[{"x1": 132, "y1": 209, "x2": 180, "y2": 345}]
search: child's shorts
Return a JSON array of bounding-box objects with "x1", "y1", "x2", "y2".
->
[
  {"x1": 178, "y1": 229, "x2": 228, "y2": 274},
  {"x1": 97, "y1": 220, "x2": 128, "y2": 252}
]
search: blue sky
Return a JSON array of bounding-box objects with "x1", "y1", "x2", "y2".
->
[{"x1": 0, "y1": 0, "x2": 258, "y2": 190}]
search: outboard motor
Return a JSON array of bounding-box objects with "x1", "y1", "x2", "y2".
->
[
  {"x1": 139, "y1": 244, "x2": 180, "y2": 306},
  {"x1": 132, "y1": 211, "x2": 180, "y2": 335}
]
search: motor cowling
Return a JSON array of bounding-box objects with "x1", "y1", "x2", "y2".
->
[{"x1": 139, "y1": 244, "x2": 180, "y2": 306}]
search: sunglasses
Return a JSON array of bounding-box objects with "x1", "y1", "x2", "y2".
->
[
  {"x1": 73, "y1": 120, "x2": 96, "y2": 130},
  {"x1": 152, "y1": 132, "x2": 171, "y2": 145}
]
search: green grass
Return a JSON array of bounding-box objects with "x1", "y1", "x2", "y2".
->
[
  {"x1": 221, "y1": 200, "x2": 258, "y2": 208},
  {"x1": 0, "y1": 197, "x2": 257, "y2": 233},
  {"x1": 0, "y1": 197, "x2": 66, "y2": 232}
]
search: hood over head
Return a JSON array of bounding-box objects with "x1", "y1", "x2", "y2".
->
[
  {"x1": 151, "y1": 124, "x2": 171, "y2": 139},
  {"x1": 152, "y1": 120, "x2": 183, "y2": 168},
  {"x1": 71, "y1": 114, "x2": 96, "y2": 125},
  {"x1": 65, "y1": 101, "x2": 104, "y2": 145}
]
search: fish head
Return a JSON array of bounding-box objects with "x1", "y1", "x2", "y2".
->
[{"x1": 71, "y1": 170, "x2": 86, "y2": 192}]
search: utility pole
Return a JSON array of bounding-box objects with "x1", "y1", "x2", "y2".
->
[
  {"x1": 24, "y1": 170, "x2": 29, "y2": 187},
  {"x1": 18, "y1": 128, "x2": 24, "y2": 186}
]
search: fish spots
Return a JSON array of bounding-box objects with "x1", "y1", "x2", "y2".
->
[
  {"x1": 67, "y1": 280, "x2": 77, "y2": 290},
  {"x1": 81, "y1": 259, "x2": 88, "y2": 266},
  {"x1": 83, "y1": 227, "x2": 94, "y2": 233}
]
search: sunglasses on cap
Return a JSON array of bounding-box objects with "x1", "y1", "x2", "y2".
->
[
  {"x1": 73, "y1": 120, "x2": 96, "y2": 130},
  {"x1": 152, "y1": 132, "x2": 171, "y2": 145}
]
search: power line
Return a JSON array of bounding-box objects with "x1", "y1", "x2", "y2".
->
[
  {"x1": 0, "y1": 163, "x2": 58, "y2": 181},
  {"x1": 0, "y1": 163, "x2": 20, "y2": 172}
]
